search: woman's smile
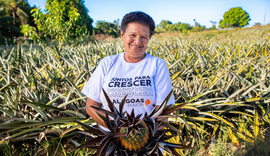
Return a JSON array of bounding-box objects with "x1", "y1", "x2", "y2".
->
[{"x1": 130, "y1": 44, "x2": 143, "y2": 50}]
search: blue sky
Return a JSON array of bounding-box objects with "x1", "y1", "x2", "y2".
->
[{"x1": 28, "y1": 0, "x2": 270, "y2": 28}]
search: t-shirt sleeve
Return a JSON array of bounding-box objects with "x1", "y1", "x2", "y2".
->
[
  {"x1": 154, "y1": 59, "x2": 175, "y2": 105},
  {"x1": 81, "y1": 59, "x2": 108, "y2": 103}
]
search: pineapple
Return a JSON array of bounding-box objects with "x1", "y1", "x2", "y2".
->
[
  {"x1": 120, "y1": 121, "x2": 149, "y2": 151},
  {"x1": 120, "y1": 119, "x2": 149, "y2": 151},
  {"x1": 74, "y1": 89, "x2": 193, "y2": 156}
]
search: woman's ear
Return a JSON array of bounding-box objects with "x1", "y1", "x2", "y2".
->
[{"x1": 120, "y1": 30, "x2": 124, "y2": 38}]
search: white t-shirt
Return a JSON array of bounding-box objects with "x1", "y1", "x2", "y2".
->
[{"x1": 82, "y1": 52, "x2": 174, "y2": 116}]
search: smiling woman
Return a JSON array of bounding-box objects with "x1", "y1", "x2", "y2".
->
[
  {"x1": 81, "y1": 11, "x2": 174, "y2": 129},
  {"x1": 121, "y1": 22, "x2": 150, "y2": 63}
]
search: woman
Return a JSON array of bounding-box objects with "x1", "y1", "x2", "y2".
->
[{"x1": 81, "y1": 11, "x2": 174, "y2": 128}]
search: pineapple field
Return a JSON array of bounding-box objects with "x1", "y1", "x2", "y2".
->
[{"x1": 0, "y1": 26, "x2": 270, "y2": 155}]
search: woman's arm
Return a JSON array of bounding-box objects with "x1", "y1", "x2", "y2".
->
[{"x1": 86, "y1": 98, "x2": 107, "y2": 128}]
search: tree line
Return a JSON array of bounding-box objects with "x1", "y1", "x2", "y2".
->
[{"x1": 0, "y1": 0, "x2": 252, "y2": 45}]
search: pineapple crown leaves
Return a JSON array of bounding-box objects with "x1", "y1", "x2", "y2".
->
[
  {"x1": 94, "y1": 107, "x2": 144, "y2": 139},
  {"x1": 102, "y1": 88, "x2": 127, "y2": 118},
  {"x1": 145, "y1": 118, "x2": 177, "y2": 138},
  {"x1": 160, "y1": 122, "x2": 181, "y2": 134},
  {"x1": 142, "y1": 130, "x2": 194, "y2": 156},
  {"x1": 142, "y1": 89, "x2": 187, "y2": 135},
  {"x1": 138, "y1": 143, "x2": 161, "y2": 156},
  {"x1": 146, "y1": 89, "x2": 189, "y2": 120},
  {"x1": 138, "y1": 129, "x2": 192, "y2": 156},
  {"x1": 118, "y1": 109, "x2": 144, "y2": 137},
  {"x1": 150, "y1": 130, "x2": 174, "y2": 143},
  {"x1": 100, "y1": 111, "x2": 114, "y2": 133},
  {"x1": 102, "y1": 88, "x2": 115, "y2": 113},
  {"x1": 145, "y1": 118, "x2": 159, "y2": 137},
  {"x1": 147, "y1": 90, "x2": 174, "y2": 119},
  {"x1": 161, "y1": 102, "x2": 189, "y2": 116},
  {"x1": 73, "y1": 119, "x2": 125, "y2": 137},
  {"x1": 91, "y1": 106, "x2": 118, "y2": 119},
  {"x1": 73, "y1": 119, "x2": 126, "y2": 154},
  {"x1": 98, "y1": 89, "x2": 145, "y2": 137}
]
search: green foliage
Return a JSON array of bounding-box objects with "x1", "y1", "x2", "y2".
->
[
  {"x1": 219, "y1": 7, "x2": 251, "y2": 29},
  {"x1": 0, "y1": 0, "x2": 32, "y2": 39},
  {"x1": 95, "y1": 20, "x2": 120, "y2": 38},
  {"x1": 157, "y1": 19, "x2": 221, "y2": 33},
  {"x1": 172, "y1": 22, "x2": 182, "y2": 31},
  {"x1": 158, "y1": 20, "x2": 172, "y2": 29},
  {"x1": 46, "y1": 0, "x2": 94, "y2": 35},
  {"x1": 0, "y1": 0, "x2": 29, "y2": 25},
  {"x1": 209, "y1": 21, "x2": 217, "y2": 30},
  {"x1": 0, "y1": 36, "x2": 16, "y2": 46},
  {"x1": 209, "y1": 25, "x2": 217, "y2": 30},
  {"x1": 191, "y1": 22, "x2": 206, "y2": 32},
  {"x1": 179, "y1": 23, "x2": 192, "y2": 33},
  {"x1": 1, "y1": 144, "x2": 19, "y2": 156},
  {"x1": 208, "y1": 130, "x2": 237, "y2": 155},
  {"x1": 254, "y1": 23, "x2": 261, "y2": 27},
  {"x1": 20, "y1": 23, "x2": 38, "y2": 40},
  {"x1": 156, "y1": 21, "x2": 192, "y2": 33},
  {"x1": 20, "y1": 0, "x2": 88, "y2": 46},
  {"x1": 165, "y1": 24, "x2": 175, "y2": 32}
]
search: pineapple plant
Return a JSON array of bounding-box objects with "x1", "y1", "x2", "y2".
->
[{"x1": 74, "y1": 89, "x2": 193, "y2": 156}]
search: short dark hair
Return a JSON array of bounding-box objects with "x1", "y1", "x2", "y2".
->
[{"x1": 121, "y1": 11, "x2": 155, "y2": 37}]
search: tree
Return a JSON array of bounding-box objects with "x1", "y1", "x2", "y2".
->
[
  {"x1": 178, "y1": 23, "x2": 192, "y2": 33},
  {"x1": 0, "y1": 7, "x2": 15, "y2": 37},
  {"x1": 155, "y1": 21, "x2": 192, "y2": 33},
  {"x1": 0, "y1": 0, "x2": 29, "y2": 26},
  {"x1": 95, "y1": 20, "x2": 120, "y2": 38},
  {"x1": 21, "y1": 0, "x2": 86, "y2": 46},
  {"x1": 46, "y1": 0, "x2": 93, "y2": 35},
  {"x1": 209, "y1": 21, "x2": 217, "y2": 30},
  {"x1": 173, "y1": 22, "x2": 182, "y2": 31},
  {"x1": 253, "y1": 23, "x2": 261, "y2": 27},
  {"x1": 0, "y1": 10, "x2": 19, "y2": 38},
  {"x1": 219, "y1": 7, "x2": 251, "y2": 29},
  {"x1": 0, "y1": 0, "x2": 32, "y2": 38},
  {"x1": 165, "y1": 24, "x2": 175, "y2": 32},
  {"x1": 191, "y1": 21, "x2": 206, "y2": 32},
  {"x1": 158, "y1": 20, "x2": 172, "y2": 29}
]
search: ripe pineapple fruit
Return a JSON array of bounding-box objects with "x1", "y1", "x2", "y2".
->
[{"x1": 120, "y1": 120, "x2": 149, "y2": 151}]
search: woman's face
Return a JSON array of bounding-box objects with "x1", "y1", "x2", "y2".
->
[{"x1": 121, "y1": 22, "x2": 150, "y2": 63}]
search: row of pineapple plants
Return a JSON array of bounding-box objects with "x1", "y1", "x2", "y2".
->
[{"x1": 0, "y1": 27, "x2": 269, "y2": 155}]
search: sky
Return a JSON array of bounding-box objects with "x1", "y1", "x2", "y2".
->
[{"x1": 28, "y1": 0, "x2": 270, "y2": 28}]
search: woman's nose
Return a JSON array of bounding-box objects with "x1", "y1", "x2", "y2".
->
[{"x1": 134, "y1": 37, "x2": 142, "y2": 44}]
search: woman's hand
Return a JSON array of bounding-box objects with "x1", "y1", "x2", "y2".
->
[{"x1": 86, "y1": 98, "x2": 107, "y2": 128}]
